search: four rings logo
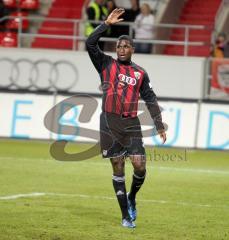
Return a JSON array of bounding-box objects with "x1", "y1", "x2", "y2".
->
[
  {"x1": 118, "y1": 73, "x2": 137, "y2": 86},
  {"x1": 0, "y1": 58, "x2": 78, "y2": 91}
]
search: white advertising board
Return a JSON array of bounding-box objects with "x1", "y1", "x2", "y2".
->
[
  {"x1": 0, "y1": 93, "x2": 53, "y2": 139},
  {"x1": 1, "y1": 93, "x2": 228, "y2": 150},
  {"x1": 197, "y1": 103, "x2": 229, "y2": 150},
  {"x1": 144, "y1": 101, "x2": 198, "y2": 148},
  {"x1": 0, "y1": 48, "x2": 205, "y2": 99},
  {"x1": 50, "y1": 95, "x2": 102, "y2": 142}
]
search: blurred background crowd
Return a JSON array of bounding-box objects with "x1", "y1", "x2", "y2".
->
[{"x1": 0, "y1": 0, "x2": 228, "y2": 57}]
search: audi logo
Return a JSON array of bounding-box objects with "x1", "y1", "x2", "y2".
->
[
  {"x1": 118, "y1": 73, "x2": 137, "y2": 86},
  {"x1": 0, "y1": 58, "x2": 79, "y2": 91}
]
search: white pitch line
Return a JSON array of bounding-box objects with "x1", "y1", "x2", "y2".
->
[
  {"x1": 0, "y1": 192, "x2": 229, "y2": 210},
  {"x1": 0, "y1": 156, "x2": 229, "y2": 175},
  {"x1": 81, "y1": 163, "x2": 229, "y2": 175},
  {"x1": 0, "y1": 192, "x2": 46, "y2": 200},
  {"x1": 155, "y1": 166, "x2": 229, "y2": 175}
]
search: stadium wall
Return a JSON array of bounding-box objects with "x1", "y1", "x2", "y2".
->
[
  {"x1": 0, "y1": 48, "x2": 205, "y2": 99},
  {"x1": 0, "y1": 92, "x2": 228, "y2": 150},
  {"x1": 0, "y1": 48, "x2": 228, "y2": 150}
]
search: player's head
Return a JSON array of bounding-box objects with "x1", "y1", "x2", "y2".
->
[
  {"x1": 116, "y1": 35, "x2": 134, "y2": 62},
  {"x1": 216, "y1": 32, "x2": 227, "y2": 47}
]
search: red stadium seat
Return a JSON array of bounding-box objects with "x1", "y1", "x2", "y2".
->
[
  {"x1": 32, "y1": 0, "x2": 84, "y2": 50},
  {"x1": 164, "y1": 0, "x2": 221, "y2": 57},
  {"x1": 0, "y1": 32, "x2": 17, "y2": 47},
  {"x1": 5, "y1": 12, "x2": 29, "y2": 30},
  {"x1": 0, "y1": 32, "x2": 4, "y2": 41},
  {"x1": 19, "y1": 0, "x2": 39, "y2": 10},
  {"x1": 3, "y1": 0, "x2": 17, "y2": 8}
]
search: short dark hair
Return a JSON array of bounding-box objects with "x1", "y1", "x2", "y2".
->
[
  {"x1": 117, "y1": 35, "x2": 134, "y2": 47},
  {"x1": 218, "y1": 32, "x2": 227, "y2": 39}
]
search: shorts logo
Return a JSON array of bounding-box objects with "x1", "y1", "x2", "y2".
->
[
  {"x1": 118, "y1": 74, "x2": 136, "y2": 86},
  {"x1": 103, "y1": 150, "x2": 108, "y2": 156}
]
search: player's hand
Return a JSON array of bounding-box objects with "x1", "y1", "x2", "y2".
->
[
  {"x1": 158, "y1": 130, "x2": 167, "y2": 144},
  {"x1": 105, "y1": 8, "x2": 125, "y2": 25}
]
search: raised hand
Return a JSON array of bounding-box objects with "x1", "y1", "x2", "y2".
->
[{"x1": 105, "y1": 8, "x2": 125, "y2": 25}]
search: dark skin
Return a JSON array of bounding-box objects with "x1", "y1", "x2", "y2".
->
[
  {"x1": 105, "y1": 8, "x2": 166, "y2": 175},
  {"x1": 116, "y1": 40, "x2": 134, "y2": 62},
  {"x1": 105, "y1": 8, "x2": 134, "y2": 63}
]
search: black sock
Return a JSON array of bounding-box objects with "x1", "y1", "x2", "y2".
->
[
  {"x1": 112, "y1": 175, "x2": 129, "y2": 219},
  {"x1": 128, "y1": 170, "x2": 146, "y2": 201}
]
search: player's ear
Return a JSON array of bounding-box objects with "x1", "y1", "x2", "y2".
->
[{"x1": 131, "y1": 46, "x2": 135, "y2": 54}]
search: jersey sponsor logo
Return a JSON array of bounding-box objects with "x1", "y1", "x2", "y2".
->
[{"x1": 118, "y1": 74, "x2": 137, "y2": 86}]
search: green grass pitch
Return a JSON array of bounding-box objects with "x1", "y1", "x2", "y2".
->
[{"x1": 0, "y1": 139, "x2": 228, "y2": 240}]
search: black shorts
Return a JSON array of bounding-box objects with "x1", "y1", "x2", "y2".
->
[{"x1": 100, "y1": 112, "x2": 145, "y2": 158}]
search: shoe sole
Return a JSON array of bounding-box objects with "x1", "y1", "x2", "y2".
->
[{"x1": 122, "y1": 223, "x2": 136, "y2": 228}]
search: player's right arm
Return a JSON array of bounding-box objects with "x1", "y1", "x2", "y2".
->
[
  {"x1": 86, "y1": 23, "x2": 110, "y2": 73},
  {"x1": 86, "y1": 8, "x2": 125, "y2": 73}
]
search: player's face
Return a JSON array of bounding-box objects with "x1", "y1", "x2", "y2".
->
[{"x1": 116, "y1": 40, "x2": 134, "y2": 62}]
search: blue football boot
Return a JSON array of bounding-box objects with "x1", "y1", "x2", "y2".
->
[
  {"x1": 127, "y1": 192, "x2": 137, "y2": 221},
  {"x1": 121, "y1": 218, "x2": 136, "y2": 228}
]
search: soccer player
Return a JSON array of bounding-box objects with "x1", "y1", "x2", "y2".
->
[{"x1": 86, "y1": 8, "x2": 166, "y2": 228}]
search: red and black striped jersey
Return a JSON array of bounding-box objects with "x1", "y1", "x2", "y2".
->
[{"x1": 86, "y1": 23, "x2": 164, "y2": 130}]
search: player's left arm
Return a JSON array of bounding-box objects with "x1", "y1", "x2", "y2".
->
[{"x1": 139, "y1": 72, "x2": 167, "y2": 144}]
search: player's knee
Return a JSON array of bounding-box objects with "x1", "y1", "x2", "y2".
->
[
  {"x1": 134, "y1": 165, "x2": 146, "y2": 175},
  {"x1": 112, "y1": 165, "x2": 125, "y2": 175},
  {"x1": 131, "y1": 155, "x2": 146, "y2": 172},
  {"x1": 133, "y1": 162, "x2": 146, "y2": 173},
  {"x1": 110, "y1": 157, "x2": 125, "y2": 175},
  {"x1": 134, "y1": 168, "x2": 146, "y2": 178},
  {"x1": 111, "y1": 157, "x2": 124, "y2": 166}
]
